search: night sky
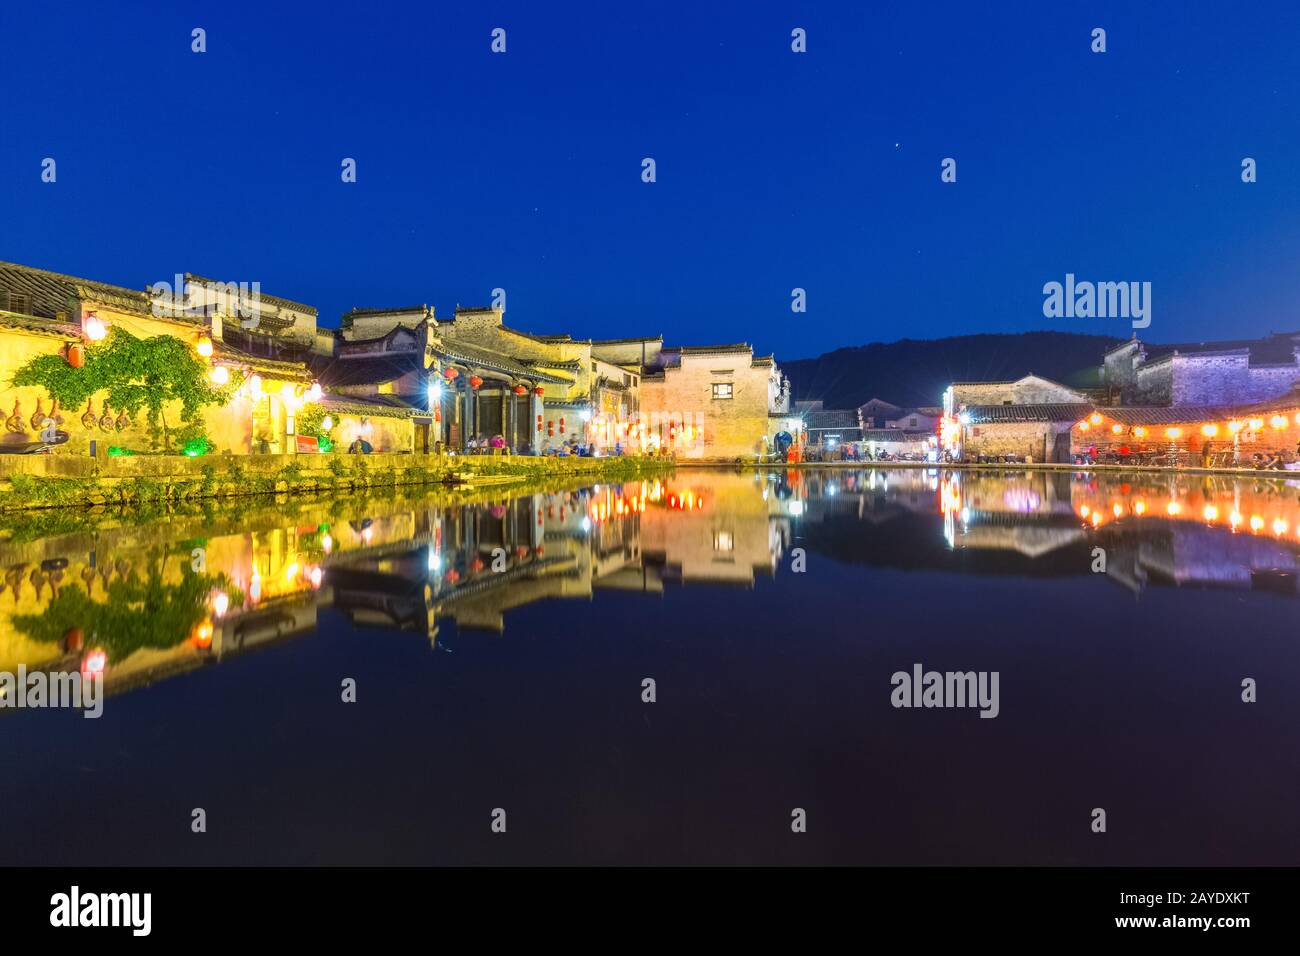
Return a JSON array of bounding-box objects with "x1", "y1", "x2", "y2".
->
[{"x1": 3, "y1": 0, "x2": 1298, "y2": 358}]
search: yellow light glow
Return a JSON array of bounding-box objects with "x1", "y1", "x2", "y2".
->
[
  {"x1": 1228, "y1": 420, "x2": 1244, "y2": 433},
  {"x1": 1112, "y1": 503, "x2": 1123, "y2": 517},
  {"x1": 249, "y1": 374, "x2": 263, "y2": 395},
  {"x1": 322, "y1": 416, "x2": 334, "y2": 430},
  {"x1": 84, "y1": 314, "x2": 108, "y2": 341},
  {"x1": 1079, "y1": 505, "x2": 1091, "y2": 518},
  {"x1": 1274, "y1": 519, "x2": 1288, "y2": 536},
  {"x1": 1203, "y1": 505, "x2": 1219, "y2": 521},
  {"x1": 1090, "y1": 511, "x2": 1102, "y2": 526},
  {"x1": 1201, "y1": 424, "x2": 1218, "y2": 437},
  {"x1": 1230, "y1": 511, "x2": 1243, "y2": 529},
  {"x1": 1250, "y1": 515, "x2": 1264, "y2": 532},
  {"x1": 196, "y1": 335, "x2": 214, "y2": 358},
  {"x1": 1134, "y1": 500, "x2": 1146, "y2": 515},
  {"x1": 1165, "y1": 427, "x2": 1182, "y2": 439},
  {"x1": 1271, "y1": 416, "x2": 1288, "y2": 429},
  {"x1": 1078, "y1": 421, "x2": 1090, "y2": 431},
  {"x1": 1249, "y1": 418, "x2": 1264, "y2": 430},
  {"x1": 1166, "y1": 501, "x2": 1181, "y2": 516},
  {"x1": 1111, "y1": 424, "x2": 1123, "y2": 434},
  {"x1": 1089, "y1": 413, "x2": 1102, "y2": 425},
  {"x1": 1133, "y1": 427, "x2": 1147, "y2": 438}
]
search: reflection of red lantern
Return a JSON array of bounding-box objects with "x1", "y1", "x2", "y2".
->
[
  {"x1": 470, "y1": 557, "x2": 485, "y2": 572},
  {"x1": 533, "y1": 386, "x2": 544, "y2": 397},
  {"x1": 469, "y1": 375, "x2": 483, "y2": 390},
  {"x1": 547, "y1": 422, "x2": 554, "y2": 435},
  {"x1": 535, "y1": 545, "x2": 544, "y2": 556},
  {"x1": 443, "y1": 367, "x2": 459, "y2": 380},
  {"x1": 512, "y1": 384, "x2": 527, "y2": 395},
  {"x1": 445, "y1": 569, "x2": 460, "y2": 583},
  {"x1": 65, "y1": 342, "x2": 84, "y2": 368},
  {"x1": 515, "y1": 546, "x2": 528, "y2": 558},
  {"x1": 62, "y1": 627, "x2": 84, "y2": 653},
  {"x1": 559, "y1": 417, "x2": 565, "y2": 430},
  {"x1": 536, "y1": 415, "x2": 543, "y2": 432}
]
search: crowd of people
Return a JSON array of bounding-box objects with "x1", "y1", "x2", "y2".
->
[{"x1": 1070, "y1": 439, "x2": 1300, "y2": 471}]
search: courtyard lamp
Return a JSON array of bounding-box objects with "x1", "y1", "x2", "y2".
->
[{"x1": 83, "y1": 312, "x2": 108, "y2": 341}]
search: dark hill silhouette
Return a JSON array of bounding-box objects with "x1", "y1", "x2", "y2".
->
[{"x1": 779, "y1": 331, "x2": 1124, "y2": 410}]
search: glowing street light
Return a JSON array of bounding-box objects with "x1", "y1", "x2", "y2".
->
[{"x1": 83, "y1": 312, "x2": 108, "y2": 341}]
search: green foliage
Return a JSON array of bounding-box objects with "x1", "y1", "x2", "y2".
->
[
  {"x1": 297, "y1": 404, "x2": 336, "y2": 447},
  {"x1": 11, "y1": 327, "x2": 232, "y2": 452},
  {"x1": 11, "y1": 554, "x2": 240, "y2": 663}
]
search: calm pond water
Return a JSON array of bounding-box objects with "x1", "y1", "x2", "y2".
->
[{"x1": 0, "y1": 467, "x2": 1297, "y2": 866}]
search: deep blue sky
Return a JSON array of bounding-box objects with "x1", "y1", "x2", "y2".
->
[{"x1": 3, "y1": 1, "x2": 1299, "y2": 358}]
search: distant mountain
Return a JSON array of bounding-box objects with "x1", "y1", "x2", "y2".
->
[{"x1": 778, "y1": 332, "x2": 1125, "y2": 410}]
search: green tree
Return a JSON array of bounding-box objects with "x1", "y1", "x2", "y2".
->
[{"x1": 11, "y1": 327, "x2": 235, "y2": 452}]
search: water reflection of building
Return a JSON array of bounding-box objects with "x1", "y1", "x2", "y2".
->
[{"x1": 10, "y1": 468, "x2": 1300, "y2": 707}]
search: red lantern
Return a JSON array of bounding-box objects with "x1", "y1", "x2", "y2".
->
[
  {"x1": 65, "y1": 342, "x2": 84, "y2": 368},
  {"x1": 443, "y1": 367, "x2": 459, "y2": 380},
  {"x1": 547, "y1": 421, "x2": 555, "y2": 435},
  {"x1": 559, "y1": 417, "x2": 566, "y2": 430},
  {"x1": 536, "y1": 414, "x2": 543, "y2": 432},
  {"x1": 469, "y1": 375, "x2": 483, "y2": 390},
  {"x1": 533, "y1": 386, "x2": 544, "y2": 397},
  {"x1": 512, "y1": 384, "x2": 527, "y2": 396},
  {"x1": 62, "y1": 627, "x2": 84, "y2": 653}
]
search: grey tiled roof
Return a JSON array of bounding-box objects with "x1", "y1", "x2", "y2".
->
[
  {"x1": 803, "y1": 408, "x2": 861, "y2": 429},
  {"x1": 861, "y1": 428, "x2": 931, "y2": 442},
  {"x1": 964, "y1": 403, "x2": 1094, "y2": 424},
  {"x1": 431, "y1": 340, "x2": 570, "y2": 382},
  {"x1": 318, "y1": 352, "x2": 424, "y2": 387},
  {"x1": 0, "y1": 260, "x2": 157, "y2": 319},
  {"x1": 318, "y1": 393, "x2": 427, "y2": 417},
  {"x1": 186, "y1": 274, "x2": 317, "y2": 315},
  {"x1": 1108, "y1": 333, "x2": 1300, "y2": 365}
]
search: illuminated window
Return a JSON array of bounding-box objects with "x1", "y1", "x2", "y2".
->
[
  {"x1": 712, "y1": 383, "x2": 733, "y2": 400},
  {"x1": 713, "y1": 531, "x2": 734, "y2": 552}
]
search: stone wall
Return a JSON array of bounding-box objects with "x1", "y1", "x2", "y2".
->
[
  {"x1": 0, "y1": 319, "x2": 305, "y2": 457},
  {"x1": 640, "y1": 351, "x2": 777, "y2": 459},
  {"x1": 965, "y1": 422, "x2": 1067, "y2": 461},
  {"x1": 1104, "y1": 342, "x2": 1300, "y2": 406},
  {"x1": 1171, "y1": 354, "x2": 1300, "y2": 405},
  {"x1": 1102, "y1": 342, "x2": 1141, "y2": 401},
  {"x1": 1133, "y1": 358, "x2": 1173, "y2": 404},
  {"x1": 952, "y1": 376, "x2": 1085, "y2": 407},
  {"x1": 0, "y1": 450, "x2": 673, "y2": 510}
]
